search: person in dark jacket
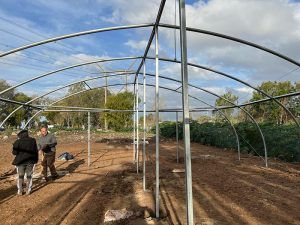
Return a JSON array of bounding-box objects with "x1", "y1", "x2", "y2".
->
[{"x1": 12, "y1": 130, "x2": 38, "y2": 195}]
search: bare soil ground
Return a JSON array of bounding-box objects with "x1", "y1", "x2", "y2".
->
[{"x1": 0, "y1": 132, "x2": 299, "y2": 225}]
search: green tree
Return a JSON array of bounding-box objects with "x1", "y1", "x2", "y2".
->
[
  {"x1": 63, "y1": 82, "x2": 87, "y2": 128},
  {"x1": 287, "y1": 82, "x2": 300, "y2": 120},
  {"x1": 105, "y1": 91, "x2": 135, "y2": 131},
  {"x1": 11, "y1": 93, "x2": 32, "y2": 127},
  {"x1": 0, "y1": 80, "x2": 34, "y2": 127},
  {"x1": 250, "y1": 81, "x2": 295, "y2": 124},
  {"x1": 215, "y1": 90, "x2": 238, "y2": 121},
  {"x1": 46, "y1": 82, "x2": 108, "y2": 128},
  {"x1": 39, "y1": 97, "x2": 61, "y2": 126},
  {"x1": 197, "y1": 114, "x2": 213, "y2": 123},
  {"x1": 81, "y1": 88, "x2": 107, "y2": 128},
  {"x1": 139, "y1": 113, "x2": 156, "y2": 130},
  {"x1": 0, "y1": 79, "x2": 15, "y2": 123}
]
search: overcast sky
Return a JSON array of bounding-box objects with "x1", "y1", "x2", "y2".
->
[{"x1": 0, "y1": 0, "x2": 299, "y2": 120}]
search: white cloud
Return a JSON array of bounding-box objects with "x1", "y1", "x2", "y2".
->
[
  {"x1": 157, "y1": 60, "x2": 225, "y2": 82},
  {"x1": 184, "y1": 0, "x2": 300, "y2": 82},
  {"x1": 202, "y1": 86, "x2": 226, "y2": 96},
  {"x1": 236, "y1": 87, "x2": 253, "y2": 94},
  {"x1": 98, "y1": 0, "x2": 300, "y2": 84},
  {"x1": 125, "y1": 39, "x2": 149, "y2": 50},
  {"x1": 54, "y1": 53, "x2": 109, "y2": 66},
  {"x1": 1, "y1": 0, "x2": 300, "y2": 111},
  {"x1": 98, "y1": 0, "x2": 160, "y2": 24},
  {"x1": 165, "y1": 0, "x2": 300, "y2": 83},
  {"x1": 0, "y1": 50, "x2": 24, "y2": 63}
]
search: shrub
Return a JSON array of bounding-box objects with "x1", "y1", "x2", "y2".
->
[{"x1": 157, "y1": 120, "x2": 300, "y2": 162}]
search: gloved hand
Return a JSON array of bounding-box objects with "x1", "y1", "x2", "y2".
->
[{"x1": 42, "y1": 144, "x2": 51, "y2": 153}]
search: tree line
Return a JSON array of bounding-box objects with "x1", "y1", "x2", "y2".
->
[
  {"x1": 1, "y1": 79, "x2": 299, "y2": 131},
  {"x1": 0, "y1": 79, "x2": 136, "y2": 130},
  {"x1": 0, "y1": 79, "x2": 33, "y2": 127},
  {"x1": 213, "y1": 81, "x2": 300, "y2": 124}
]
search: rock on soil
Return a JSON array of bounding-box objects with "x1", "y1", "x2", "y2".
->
[
  {"x1": 172, "y1": 169, "x2": 185, "y2": 173},
  {"x1": 2, "y1": 136, "x2": 8, "y2": 141},
  {"x1": 104, "y1": 209, "x2": 134, "y2": 223}
]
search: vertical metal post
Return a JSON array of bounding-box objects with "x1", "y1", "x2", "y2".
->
[
  {"x1": 261, "y1": 129, "x2": 268, "y2": 167},
  {"x1": 104, "y1": 76, "x2": 108, "y2": 130},
  {"x1": 133, "y1": 84, "x2": 136, "y2": 163},
  {"x1": 155, "y1": 25, "x2": 160, "y2": 219},
  {"x1": 174, "y1": 0, "x2": 177, "y2": 60},
  {"x1": 88, "y1": 111, "x2": 91, "y2": 167},
  {"x1": 176, "y1": 111, "x2": 179, "y2": 163},
  {"x1": 143, "y1": 60, "x2": 147, "y2": 191},
  {"x1": 179, "y1": 0, "x2": 194, "y2": 224},
  {"x1": 136, "y1": 78, "x2": 140, "y2": 173}
]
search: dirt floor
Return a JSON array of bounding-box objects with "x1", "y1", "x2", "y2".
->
[{"x1": 0, "y1": 132, "x2": 299, "y2": 225}]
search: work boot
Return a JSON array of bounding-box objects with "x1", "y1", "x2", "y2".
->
[{"x1": 51, "y1": 174, "x2": 59, "y2": 180}]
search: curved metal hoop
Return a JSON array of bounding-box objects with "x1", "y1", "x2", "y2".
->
[{"x1": 24, "y1": 82, "x2": 241, "y2": 160}]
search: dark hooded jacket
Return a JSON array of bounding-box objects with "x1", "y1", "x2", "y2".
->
[{"x1": 12, "y1": 130, "x2": 38, "y2": 166}]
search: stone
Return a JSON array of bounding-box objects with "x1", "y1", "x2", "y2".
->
[
  {"x1": 172, "y1": 168, "x2": 185, "y2": 173},
  {"x1": 3, "y1": 135, "x2": 8, "y2": 141},
  {"x1": 104, "y1": 209, "x2": 134, "y2": 223}
]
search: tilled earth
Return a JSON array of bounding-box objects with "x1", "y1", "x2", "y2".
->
[{"x1": 0, "y1": 133, "x2": 299, "y2": 225}]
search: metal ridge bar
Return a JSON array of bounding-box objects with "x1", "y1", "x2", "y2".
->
[{"x1": 133, "y1": 0, "x2": 167, "y2": 84}]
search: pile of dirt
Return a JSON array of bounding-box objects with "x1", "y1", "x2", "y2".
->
[{"x1": 95, "y1": 138, "x2": 133, "y2": 144}]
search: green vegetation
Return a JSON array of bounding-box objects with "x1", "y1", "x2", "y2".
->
[
  {"x1": 215, "y1": 90, "x2": 238, "y2": 121},
  {"x1": 157, "y1": 121, "x2": 300, "y2": 162},
  {"x1": 156, "y1": 81, "x2": 300, "y2": 163},
  {"x1": 0, "y1": 79, "x2": 33, "y2": 127},
  {"x1": 1, "y1": 78, "x2": 300, "y2": 163},
  {"x1": 43, "y1": 85, "x2": 136, "y2": 131},
  {"x1": 104, "y1": 91, "x2": 135, "y2": 131},
  {"x1": 243, "y1": 81, "x2": 300, "y2": 123},
  {"x1": 43, "y1": 82, "x2": 108, "y2": 128}
]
